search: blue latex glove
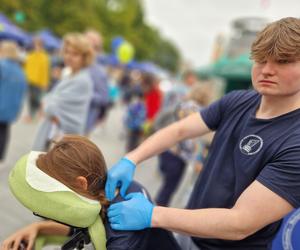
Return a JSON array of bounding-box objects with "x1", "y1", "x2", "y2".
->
[
  {"x1": 107, "y1": 192, "x2": 154, "y2": 230},
  {"x1": 105, "y1": 157, "x2": 136, "y2": 200}
]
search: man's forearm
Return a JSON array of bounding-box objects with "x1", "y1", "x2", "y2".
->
[
  {"x1": 126, "y1": 113, "x2": 210, "y2": 165},
  {"x1": 152, "y1": 206, "x2": 252, "y2": 241}
]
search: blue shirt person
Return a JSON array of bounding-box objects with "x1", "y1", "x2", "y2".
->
[
  {"x1": 104, "y1": 17, "x2": 300, "y2": 250},
  {"x1": 0, "y1": 41, "x2": 27, "y2": 160}
]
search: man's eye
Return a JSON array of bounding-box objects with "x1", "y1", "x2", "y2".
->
[{"x1": 277, "y1": 59, "x2": 291, "y2": 64}]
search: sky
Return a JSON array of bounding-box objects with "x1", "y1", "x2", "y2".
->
[{"x1": 143, "y1": 0, "x2": 300, "y2": 68}]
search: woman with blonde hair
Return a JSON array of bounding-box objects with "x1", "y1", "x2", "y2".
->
[{"x1": 32, "y1": 33, "x2": 94, "y2": 151}]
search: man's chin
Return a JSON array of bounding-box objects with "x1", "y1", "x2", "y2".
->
[
  {"x1": 256, "y1": 88, "x2": 298, "y2": 98},
  {"x1": 254, "y1": 86, "x2": 278, "y2": 96}
]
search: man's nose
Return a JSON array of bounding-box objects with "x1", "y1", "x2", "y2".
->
[{"x1": 261, "y1": 61, "x2": 276, "y2": 76}]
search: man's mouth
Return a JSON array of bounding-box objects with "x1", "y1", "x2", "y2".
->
[{"x1": 259, "y1": 79, "x2": 276, "y2": 84}]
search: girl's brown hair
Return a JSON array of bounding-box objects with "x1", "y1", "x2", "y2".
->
[
  {"x1": 251, "y1": 17, "x2": 300, "y2": 63},
  {"x1": 36, "y1": 135, "x2": 109, "y2": 220}
]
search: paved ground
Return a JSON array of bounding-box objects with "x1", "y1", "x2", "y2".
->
[{"x1": 0, "y1": 103, "x2": 197, "y2": 242}]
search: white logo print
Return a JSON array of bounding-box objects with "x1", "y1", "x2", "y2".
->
[{"x1": 239, "y1": 135, "x2": 263, "y2": 155}]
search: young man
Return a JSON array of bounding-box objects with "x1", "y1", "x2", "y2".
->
[{"x1": 105, "y1": 17, "x2": 300, "y2": 249}]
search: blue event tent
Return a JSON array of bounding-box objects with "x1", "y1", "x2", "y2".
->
[
  {"x1": 0, "y1": 13, "x2": 30, "y2": 45},
  {"x1": 35, "y1": 29, "x2": 61, "y2": 51}
]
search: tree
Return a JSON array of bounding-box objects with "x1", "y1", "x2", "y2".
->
[{"x1": 0, "y1": 0, "x2": 181, "y2": 72}]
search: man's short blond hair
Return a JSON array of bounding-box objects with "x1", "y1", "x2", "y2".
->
[
  {"x1": 251, "y1": 17, "x2": 300, "y2": 63},
  {"x1": 62, "y1": 33, "x2": 94, "y2": 67}
]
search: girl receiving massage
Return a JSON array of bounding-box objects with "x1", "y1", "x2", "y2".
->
[{"x1": 1, "y1": 135, "x2": 154, "y2": 250}]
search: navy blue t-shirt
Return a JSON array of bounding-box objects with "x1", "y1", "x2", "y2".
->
[
  {"x1": 105, "y1": 181, "x2": 151, "y2": 250},
  {"x1": 69, "y1": 181, "x2": 179, "y2": 250},
  {"x1": 187, "y1": 90, "x2": 300, "y2": 250}
]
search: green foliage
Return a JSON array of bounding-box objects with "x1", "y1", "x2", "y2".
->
[{"x1": 0, "y1": 0, "x2": 180, "y2": 72}]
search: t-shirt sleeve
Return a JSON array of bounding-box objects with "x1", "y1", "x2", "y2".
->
[
  {"x1": 200, "y1": 90, "x2": 248, "y2": 130},
  {"x1": 256, "y1": 142, "x2": 300, "y2": 208}
]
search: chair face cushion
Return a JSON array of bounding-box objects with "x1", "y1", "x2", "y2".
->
[{"x1": 9, "y1": 153, "x2": 101, "y2": 228}]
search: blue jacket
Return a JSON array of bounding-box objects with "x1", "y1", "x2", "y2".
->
[
  {"x1": 125, "y1": 100, "x2": 146, "y2": 130},
  {"x1": 0, "y1": 59, "x2": 27, "y2": 123}
]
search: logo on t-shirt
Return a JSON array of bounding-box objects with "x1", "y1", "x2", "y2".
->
[{"x1": 239, "y1": 135, "x2": 263, "y2": 155}]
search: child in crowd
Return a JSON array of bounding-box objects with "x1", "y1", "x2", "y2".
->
[{"x1": 124, "y1": 90, "x2": 146, "y2": 152}]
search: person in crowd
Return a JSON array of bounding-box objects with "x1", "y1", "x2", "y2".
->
[
  {"x1": 124, "y1": 89, "x2": 146, "y2": 152},
  {"x1": 154, "y1": 84, "x2": 211, "y2": 206},
  {"x1": 48, "y1": 56, "x2": 64, "y2": 92},
  {"x1": 32, "y1": 33, "x2": 93, "y2": 151},
  {"x1": 181, "y1": 70, "x2": 198, "y2": 91},
  {"x1": 121, "y1": 70, "x2": 143, "y2": 105},
  {"x1": 141, "y1": 73, "x2": 163, "y2": 136},
  {"x1": 162, "y1": 70, "x2": 198, "y2": 109},
  {"x1": 119, "y1": 70, "x2": 132, "y2": 104},
  {"x1": 24, "y1": 37, "x2": 49, "y2": 122},
  {"x1": 105, "y1": 17, "x2": 300, "y2": 250},
  {"x1": 84, "y1": 29, "x2": 110, "y2": 135},
  {"x1": 155, "y1": 100, "x2": 199, "y2": 206},
  {"x1": 186, "y1": 83, "x2": 214, "y2": 174},
  {"x1": 0, "y1": 41, "x2": 27, "y2": 161}
]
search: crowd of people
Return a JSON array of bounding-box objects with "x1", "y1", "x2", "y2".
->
[
  {"x1": 0, "y1": 27, "x2": 212, "y2": 159},
  {"x1": 0, "y1": 27, "x2": 212, "y2": 207}
]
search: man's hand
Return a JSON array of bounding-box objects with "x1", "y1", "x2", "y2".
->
[
  {"x1": 107, "y1": 192, "x2": 154, "y2": 230},
  {"x1": 105, "y1": 157, "x2": 136, "y2": 200}
]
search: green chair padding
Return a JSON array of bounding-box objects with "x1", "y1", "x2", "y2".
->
[
  {"x1": 35, "y1": 235, "x2": 68, "y2": 250},
  {"x1": 9, "y1": 153, "x2": 106, "y2": 250}
]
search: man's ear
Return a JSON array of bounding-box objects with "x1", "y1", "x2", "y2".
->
[{"x1": 75, "y1": 176, "x2": 88, "y2": 190}]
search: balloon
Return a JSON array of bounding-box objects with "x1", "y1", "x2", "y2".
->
[
  {"x1": 117, "y1": 41, "x2": 135, "y2": 64},
  {"x1": 111, "y1": 36, "x2": 124, "y2": 53}
]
